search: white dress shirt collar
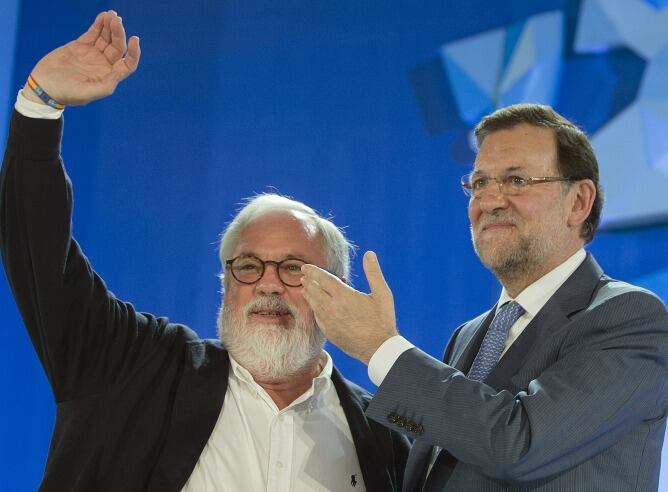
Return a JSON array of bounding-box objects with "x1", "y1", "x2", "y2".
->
[
  {"x1": 228, "y1": 351, "x2": 333, "y2": 412},
  {"x1": 498, "y1": 248, "x2": 587, "y2": 315}
]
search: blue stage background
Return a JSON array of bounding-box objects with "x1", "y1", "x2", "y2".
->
[{"x1": 2, "y1": 1, "x2": 668, "y2": 489}]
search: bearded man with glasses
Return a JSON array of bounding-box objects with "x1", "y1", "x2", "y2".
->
[
  {"x1": 0, "y1": 12, "x2": 409, "y2": 491},
  {"x1": 303, "y1": 104, "x2": 668, "y2": 491}
]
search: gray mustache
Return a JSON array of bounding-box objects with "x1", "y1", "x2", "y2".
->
[{"x1": 244, "y1": 295, "x2": 297, "y2": 318}]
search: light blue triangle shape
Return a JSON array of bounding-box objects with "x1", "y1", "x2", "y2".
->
[
  {"x1": 640, "y1": 46, "x2": 668, "y2": 100},
  {"x1": 441, "y1": 28, "x2": 504, "y2": 99},
  {"x1": 590, "y1": 0, "x2": 668, "y2": 59},
  {"x1": 442, "y1": 56, "x2": 494, "y2": 125},
  {"x1": 530, "y1": 11, "x2": 564, "y2": 59},
  {"x1": 574, "y1": 0, "x2": 625, "y2": 53},
  {"x1": 500, "y1": 21, "x2": 535, "y2": 94},
  {"x1": 503, "y1": 22, "x2": 525, "y2": 71},
  {"x1": 639, "y1": 103, "x2": 668, "y2": 174}
]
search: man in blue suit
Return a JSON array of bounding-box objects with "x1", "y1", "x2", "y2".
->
[{"x1": 302, "y1": 104, "x2": 668, "y2": 490}]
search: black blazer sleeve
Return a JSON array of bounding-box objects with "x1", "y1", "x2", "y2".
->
[{"x1": 0, "y1": 111, "x2": 189, "y2": 404}]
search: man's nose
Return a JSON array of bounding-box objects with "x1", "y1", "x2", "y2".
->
[
  {"x1": 255, "y1": 264, "x2": 285, "y2": 295},
  {"x1": 476, "y1": 180, "x2": 509, "y2": 212}
]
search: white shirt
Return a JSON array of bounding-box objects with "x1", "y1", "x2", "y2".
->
[
  {"x1": 368, "y1": 249, "x2": 587, "y2": 386},
  {"x1": 182, "y1": 352, "x2": 366, "y2": 492}
]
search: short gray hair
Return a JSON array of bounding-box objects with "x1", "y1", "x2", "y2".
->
[{"x1": 219, "y1": 193, "x2": 355, "y2": 282}]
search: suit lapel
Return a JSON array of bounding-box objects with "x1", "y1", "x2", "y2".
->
[
  {"x1": 485, "y1": 253, "x2": 605, "y2": 390},
  {"x1": 147, "y1": 341, "x2": 229, "y2": 491},
  {"x1": 485, "y1": 304, "x2": 568, "y2": 390},
  {"x1": 447, "y1": 309, "x2": 496, "y2": 371}
]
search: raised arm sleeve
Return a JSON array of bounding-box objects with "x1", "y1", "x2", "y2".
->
[{"x1": 0, "y1": 111, "x2": 185, "y2": 403}]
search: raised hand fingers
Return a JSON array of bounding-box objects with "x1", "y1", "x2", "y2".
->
[
  {"x1": 87, "y1": 11, "x2": 126, "y2": 65},
  {"x1": 77, "y1": 11, "x2": 106, "y2": 44},
  {"x1": 94, "y1": 11, "x2": 114, "y2": 53},
  {"x1": 363, "y1": 251, "x2": 393, "y2": 301},
  {"x1": 108, "y1": 16, "x2": 128, "y2": 62},
  {"x1": 123, "y1": 36, "x2": 141, "y2": 74},
  {"x1": 302, "y1": 259, "x2": 398, "y2": 363},
  {"x1": 301, "y1": 264, "x2": 346, "y2": 296},
  {"x1": 103, "y1": 35, "x2": 141, "y2": 88}
]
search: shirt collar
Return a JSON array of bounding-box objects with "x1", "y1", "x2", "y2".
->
[
  {"x1": 498, "y1": 249, "x2": 586, "y2": 317},
  {"x1": 228, "y1": 351, "x2": 334, "y2": 407}
]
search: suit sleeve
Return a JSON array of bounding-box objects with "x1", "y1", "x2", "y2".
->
[
  {"x1": 366, "y1": 286, "x2": 668, "y2": 484},
  {"x1": 0, "y1": 111, "x2": 186, "y2": 403}
]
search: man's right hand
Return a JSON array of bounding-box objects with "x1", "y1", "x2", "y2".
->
[{"x1": 23, "y1": 10, "x2": 141, "y2": 107}]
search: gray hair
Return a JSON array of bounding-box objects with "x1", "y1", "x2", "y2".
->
[{"x1": 219, "y1": 193, "x2": 355, "y2": 283}]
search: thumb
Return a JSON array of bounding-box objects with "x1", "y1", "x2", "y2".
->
[{"x1": 363, "y1": 251, "x2": 393, "y2": 301}]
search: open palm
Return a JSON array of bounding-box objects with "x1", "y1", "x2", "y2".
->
[{"x1": 29, "y1": 11, "x2": 140, "y2": 106}]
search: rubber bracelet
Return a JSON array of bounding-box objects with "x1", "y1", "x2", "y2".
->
[{"x1": 27, "y1": 75, "x2": 65, "y2": 110}]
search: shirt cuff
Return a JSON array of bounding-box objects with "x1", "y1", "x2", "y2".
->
[
  {"x1": 15, "y1": 89, "x2": 64, "y2": 120},
  {"x1": 367, "y1": 335, "x2": 414, "y2": 386}
]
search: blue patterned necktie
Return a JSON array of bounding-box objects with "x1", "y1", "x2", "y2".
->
[
  {"x1": 467, "y1": 301, "x2": 525, "y2": 382},
  {"x1": 420, "y1": 301, "x2": 526, "y2": 491}
]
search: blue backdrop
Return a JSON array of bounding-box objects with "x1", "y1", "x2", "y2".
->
[{"x1": 2, "y1": 1, "x2": 668, "y2": 489}]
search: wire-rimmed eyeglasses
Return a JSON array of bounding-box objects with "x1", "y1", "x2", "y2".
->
[
  {"x1": 461, "y1": 173, "x2": 576, "y2": 198},
  {"x1": 225, "y1": 255, "x2": 306, "y2": 287}
]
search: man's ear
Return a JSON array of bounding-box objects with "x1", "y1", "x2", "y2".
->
[{"x1": 567, "y1": 179, "x2": 596, "y2": 230}]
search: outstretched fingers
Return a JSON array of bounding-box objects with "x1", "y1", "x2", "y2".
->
[
  {"x1": 301, "y1": 265, "x2": 349, "y2": 297},
  {"x1": 101, "y1": 35, "x2": 140, "y2": 90},
  {"x1": 105, "y1": 15, "x2": 127, "y2": 64},
  {"x1": 94, "y1": 12, "x2": 114, "y2": 53},
  {"x1": 77, "y1": 11, "x2": 123, "y2": 64},
  {"x1": 363, "y1": 251, "x2": 393, "y2": 302}
]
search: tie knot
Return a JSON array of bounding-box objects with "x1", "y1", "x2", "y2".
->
[{"x1": 497, "y1": 301, "x2": 525, "y2": 323}]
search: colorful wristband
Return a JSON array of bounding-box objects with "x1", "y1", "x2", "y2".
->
[{"x1": 26, "y1": 75, "x2": 65, "y2": 110}]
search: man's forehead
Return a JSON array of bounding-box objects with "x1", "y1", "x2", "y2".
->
[
  {"x1": 471, "y1": 165, "x2": 528, "y2": 175},
  {"x1": 244, "y1": 210, "x2": 318, "y2": 235},
  {"x1": 474, "y1": 124, "x2": 558, "y2": 174},
  {"x1": 232, "y1": 210, "x2": 324, "y2": 261}
]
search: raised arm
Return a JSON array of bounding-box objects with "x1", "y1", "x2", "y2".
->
[{"x1": 0, "y1": 13, "x2": 187, "y2": 404}]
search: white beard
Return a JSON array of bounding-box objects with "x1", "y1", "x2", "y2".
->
[{"x1": 217, "y1": 295, "x2": 325, "y2": 381}]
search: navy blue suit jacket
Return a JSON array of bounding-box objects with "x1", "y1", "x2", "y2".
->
[{"x1": 367, "y1": 254, "x2": 668, "y2": 491}]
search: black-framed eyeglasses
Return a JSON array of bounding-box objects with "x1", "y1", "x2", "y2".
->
[
  {"x1": 460, "y1": 173, "x2": 576, "y2": 198},
  {"x1": 225, "y1": 255, "x2": 307, "y2": 287}
]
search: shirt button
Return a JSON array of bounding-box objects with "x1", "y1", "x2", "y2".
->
[
  {"x1": 278, "y1": 415, "x2": 284, "y2": 422},
  {"x1": 276, "y1": 461, "x2": 284, "y2": 469}
]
